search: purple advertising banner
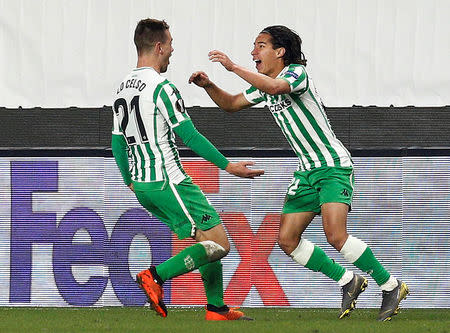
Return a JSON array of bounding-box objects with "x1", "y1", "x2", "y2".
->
[{"x1": 0, "y1": 157, "x2": 449, "y2": 308}]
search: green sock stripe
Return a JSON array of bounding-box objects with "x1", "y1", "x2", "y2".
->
[
  {"x1": 198, "y1": 261, "x2": 224, "y2": 307},
  {"x1": 353, "y1": 247, "x2": 390, "y2": 286},
  {"x1": 305, "y1": 246, "x2": 346, "y2": 282},
  {"x1": 156, "y1": 243, "x2": 209, "y2": 282}
]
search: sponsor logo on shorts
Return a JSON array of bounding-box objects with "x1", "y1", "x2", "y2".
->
[
  {"x1": 201, "y1": 214, "x2": 212, "y2": 224},
  {"x1": 341, "y1": 189, "x2": 349, "y2": 197}
]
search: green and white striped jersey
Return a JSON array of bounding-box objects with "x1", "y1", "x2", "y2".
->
[
  {"x1": 112, "y1": 67, "x2": 189, "y2": 183},
  {"x1": 244, "y1": 64, "x2": 352, "y2": 171}
]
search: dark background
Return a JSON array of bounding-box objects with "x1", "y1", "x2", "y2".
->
[{"x1": 1, "y1": 106, "x2": 449, "y2": 151}]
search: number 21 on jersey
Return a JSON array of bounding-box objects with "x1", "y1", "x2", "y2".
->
[{"x1": 113, "y1": 95, "x2": 148, "y2": 145}]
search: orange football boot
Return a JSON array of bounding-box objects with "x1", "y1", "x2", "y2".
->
[
  {"x1": 205, "y1": 307, "x2": 253, "y2": 321},
  {"x1": 136, "y1": 268, "x2": 167, "y2": 318}
]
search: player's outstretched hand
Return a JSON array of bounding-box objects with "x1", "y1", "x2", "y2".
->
[
  {"x1": 208, "y1": 50, "x2": 235, "y2": 71},
  {"x1": 189, "y1": 71, "x2": 212, "y2": 88},
  {"x1": 225, "y1": 161, "x2": 264, "y2": 179}
]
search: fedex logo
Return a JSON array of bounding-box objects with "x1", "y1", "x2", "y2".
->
[{"x1": 9, "y1": 160, "x2": 289, "y2": 307}]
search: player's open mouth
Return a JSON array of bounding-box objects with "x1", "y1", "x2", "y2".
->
[{"x1": 255, "y1": 60, "x2": 262, "y2": 69}]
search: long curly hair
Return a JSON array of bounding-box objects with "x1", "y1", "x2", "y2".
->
[{"x1": 260, "y1": 25, "x2": 307, "y2": 66}]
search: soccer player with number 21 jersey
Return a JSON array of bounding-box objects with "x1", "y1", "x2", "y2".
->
[
  {"x1": 112, "y1": 18, "x2": 262, "y2": 320},
  {"x1": 190, "y1": 25, "x2": 409, "y2": 321}
]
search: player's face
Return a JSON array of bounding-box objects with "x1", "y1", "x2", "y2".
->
[
  {"x1": 251, "y1": 33, "x2": 283, "y2": 78},
  {"x1": 160, "y1": 30, "x2": 174, "y2": 73}
]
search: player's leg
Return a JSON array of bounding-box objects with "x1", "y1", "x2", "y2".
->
[
  {"x1": 278, "y1": 211, "x2": 315, "y2": 255},
  {"x1": 195, "y1": 224, "x2": 228, "y2": 310},
  {"x1": 309, "y1": 168, "x2": 368, "y2": 318},
  {"x1": 196, "y1": 225, "x2": 252, "y2": 321},
  {"x1": 327, "y1": 206, "x2": 408, "y2": 321},
  {"x1": 318, "y1": 167, "x2": 393, "y2": 280},
  {"x1": 134, "y1": 179, "x2": 250, "y2": 320},
  {"x1": 320, "y1": 202, "x2": 368, "y2": 318},
  {"x1": 145, "y1": 181, "x2": 228, "y2": 283},
  {"x1": 195, "y1": 224, "x2": 227, "y2": 311},
  {"x1": 318, "y1": 168, "x2": 393, "y2": 284},
  {"x1": 279, "y1": 171, "x2": 319, "y2": 256},
  {"x1": 321, "y1": 202, "x2": 408, "y2": 320},
  {"x1": 198, "y1": 262, "x2": 224, "y2": 307},
  {"x1": 280, "y1": 172, "x2": 355, "y2": 290},
  {"x1": 318, "y1": 167, "x2": 408, "y2": 320},
  {"x1": 133, "y1": 180, "x2": 228, "y2": 317},
  {"x1": 137, "y1": 229, "x2": 230, "y2": 318},
  {"x1": 280, "y1": 212, "x2": 353, "y2": 286}
]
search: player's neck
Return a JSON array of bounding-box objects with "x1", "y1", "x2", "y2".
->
[
  {"x1": 267, "y1": 63, "x2": 286, "y2": 79},
  {"x1": 137, "y1": 55, "x2": 162, "y2": 73}
]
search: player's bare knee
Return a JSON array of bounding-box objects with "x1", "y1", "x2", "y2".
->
[
  {"x1": 277, "y1": 237, "x2": 288, "y2": 253},
  {"x1": 220, "y1": 239, "x2": 231, "y2": 254},
  {"x1": 199, "y1": 240, "x2": 229, "y2": 262},
  {"x1": 214, "y1": 236, "x2": 230, "y2": 254},
  {"x1": 278, "y1": 234, "x2": 296, "y2": 255},
  {"x1": 325, "y1": 232, "x2": 346, "y2": 251}
]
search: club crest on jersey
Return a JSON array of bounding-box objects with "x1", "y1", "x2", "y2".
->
[{"x1": 175, "y1": 98, "x2": 186, "y2": 113}]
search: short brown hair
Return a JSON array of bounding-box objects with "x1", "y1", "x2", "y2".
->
[{"x1": 134, "y1": 18, "x2": 170, "y2": 55}]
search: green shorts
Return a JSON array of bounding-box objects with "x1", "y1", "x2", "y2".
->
[
  {"x1": 133, "y1": 178, "x2": 221, "y2": 239},
  {"x1": 282, "y1": 166, "x2": 354, "y2": 214}
]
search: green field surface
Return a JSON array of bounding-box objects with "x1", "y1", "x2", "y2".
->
[{"x1": 0, "y1": 307, "x2": 448, "y2": 333}]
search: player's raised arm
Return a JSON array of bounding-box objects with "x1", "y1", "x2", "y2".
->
[
  {"x1": 189, "y1": 71, "x2": 251, "y2": 113},
  {"x1": 208, "y1": 50, "x2": 290, "y2": 95}
]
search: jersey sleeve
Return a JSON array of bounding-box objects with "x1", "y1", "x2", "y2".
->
[
  {"x1": 155, "y1": 82, "x2": 191, "y2": 128},
  {"x1": 111, "y1": 134, "x2": 132, "y2": 185},
  {"x1": 174, "y1": 120, "x2": 229, "y2": 170},
  {"x1": 243, "y1": 85, "x2": 266, "y2": 105},
  {"x1": 280, "y1": 64, "x2": 309, "y2": 94}
]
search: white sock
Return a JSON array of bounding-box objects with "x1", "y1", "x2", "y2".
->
[
  {"x1": 338, "y1": 270, "x2": 354, "y2": 287},
  {"x1": 199, "y1": 240, "x2": 227, "y2": 262},
  {"x1": 290, "y1": 238, "x2": 315, "y2": 266},
  {"x1": 380, "y1": 275, "x2": 398, "y2": 291},
  {"x1": 340, "y1": 235, "x2": 367, "y2": 263}
]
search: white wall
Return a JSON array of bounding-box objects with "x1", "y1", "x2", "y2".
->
[{"x1": 1, "y1": 0, "x2": 449, "y2": 108}]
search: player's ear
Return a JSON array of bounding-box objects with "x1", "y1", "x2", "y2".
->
[
  {"x1": 276, "y1": 47, "x2": 285, "y2": 59},
  {"x1": 155, "y1": 41, "x2": 163, "y2": 54}
]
